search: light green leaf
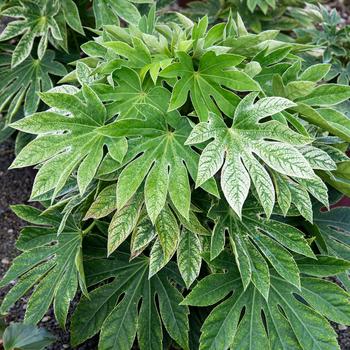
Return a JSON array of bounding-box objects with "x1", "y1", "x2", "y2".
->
[
  {"x1": 186, "y1": 93, "x2": 313, "y2": 217},
  {"x1": 108, "y1": 191, "x2": 143, "y2": 255},
  {"x1": 297, "y1": 84, "x2": 350, "y2": 106},
  {"x1": 11, "y1": 85, "x2": 125, "y2": 200},
  {"x1": 299, "y1": 64, "x2": 331, "y2": 82},
  {"x1": 84, "y1": 184, "x2": 117, "y2": 220},
  {"x1": 98, "y1": 101, "x2": 217, "y2": 220}
]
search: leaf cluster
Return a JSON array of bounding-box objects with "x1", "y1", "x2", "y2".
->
[{"x1": 1, "y1": 3, "x2": 350, "y2": 350}]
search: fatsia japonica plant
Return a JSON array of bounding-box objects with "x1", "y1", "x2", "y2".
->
[{"x1": 2, "y1": 7, "x2": 350, "y2": 350}]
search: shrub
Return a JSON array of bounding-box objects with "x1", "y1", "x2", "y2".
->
[{"x1": 1, "y1": 7, "x2": 350, "y2": 350}]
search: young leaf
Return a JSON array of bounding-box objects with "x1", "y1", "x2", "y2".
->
[
  {"x1": 160, "y1": 51, "x2": 260, "y2": 121},
  {"x1": 297, "y1": 84, "x2": 350, "y2": 106},
  {"x1": 93, "y1": 0, "x2": 145, "y2": 27}
]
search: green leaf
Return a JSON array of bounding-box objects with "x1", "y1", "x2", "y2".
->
[
  {"x1": 3, "y1": 323, "x2": 55, "y2": 350},
  {"x1": 148, "y1": 205, "x2": 180, "y2": 277},
  {"x1": 311, "y1": 203, "x2": 350, "y2": 288},
  {"x1": 71, "y1": 253, "x2": 189, "y2": 350},
  {"x1": 93, "y1": 0, "x2": 142, "y2": 27},
  {"x1": 208, "y1": 198, "x2": 315, "y2": 295},
  {"x1": 186, "y1": 93, "x2": 315, "y2": 217},
  {"x1": 319, "y1": 159, "x2": 350, "y2": 197},
  {"x1": 223, "y1": 30, "x2": 279, "y2": 57},
  {"x1": 94, "y1": 67, "x2": 172, "y2": 119},
  {"x1": 181, "y1": 272, "x2": 239, "y2": 307},
  {"x1": 0, "y1": 207, "x2": 86, "y2": 326},
  {"x1": 103, "y1": 38, "x2": 151, "y2": 69},
  {"x1": 61, "y1": 0, "x2": 84, "y2": 35},
  {"x1": 0, "y1": 1, "x2": 76, "y2": 66},
  {"x1": 84, "y1": 184, "x2": 117, "y2": 220},
  {"x1": 156, "y1": 205, "x2": 180, "y2": 262},
  {"x1": 0, "y1": 49, "x2": 66, "y2": 125},
  {"x1": 299, "y1": 64, "x2": 331, "y2": 82},
  {"x1": 186, "y1": 261, "x2": 342, "y2": 350},
  {"x1": 297, "y1": 84, "x2": 350, "y2": 106},
  {"x1": 301, "y1": 277, "x2": 350, "y2": 325},
  {"x1": 160, "y1": 51, "x2": 260, "y2": 121},
  {"x1": 177, "y1": 229, "x2": 202, "y2": 288},
  {"x1": 293, "y1": 104, "x2": 350, "y2": 142},
  {"x1": 98, "y1": 99, "x2": 218, "y2": 221},
  {"x1": 11, "y1": 85, "x2": 125, "y2": 200},
  {"x1": 108, "y1": 191, "x2": 143, "y2": 255},
  {"x1": 297, "y1": 256, "x2": 350, "y2": 277}
]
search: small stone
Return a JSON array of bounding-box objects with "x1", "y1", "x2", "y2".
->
[
  {"x1": 42, "y1": 316, "x2": 51, "y2": 322},
  {"x1": 63, "y1": 345, "x2": 70, "y2": 348},
  {"x1": 338, "y1": 324, "x2": 347, "y2": 331},
  {"x1": 7, "y1": 228, "x2": 13, "y2": 234},
  {"x1": 1, "y1": 258, "x2": 9, "y2": 265}
]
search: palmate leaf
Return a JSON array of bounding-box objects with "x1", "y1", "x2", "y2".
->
[
  {"x1": 160, "y1": 51, "x2": 260, "y2": 121},
  {"x1": 0, "y1": 205, "x2": 87, "y2": 327},
  {"x1": 208, "y1": 197, "x2": 315, "y2": 297},
  {"x1": 182, "y1": 253, "x2": 350, "y2": 350},
  {"x1": 0, "y1": 0, "x2": 61, "y2": 67},
  {"x1": 186, "y1": 92, "x2": 326, "y2": 218},
  {"x1": 0, "y1": 49, "x2": 66, "y2": 122},
  {"x1": 70, "y1": 251, "x2": 189, "y2": 350},
  {"x1": 257, "y1": 60, "x2": 350, "y2": 141},
  {"x1": 92, "y1": 67, "x2": 172, "y2": 119},
  {"x1": 10, "y1": 84, "x2": 127, "y2": 200},
  {"x1": 98, "y1": 93, "x2": 218, "y2": 223},
  {"x1": 0, "y1": 0, "x2": 84, "y2": 67},
  {"x1": 101, "y1": 36, "x2": 172, "y2": 81}
]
